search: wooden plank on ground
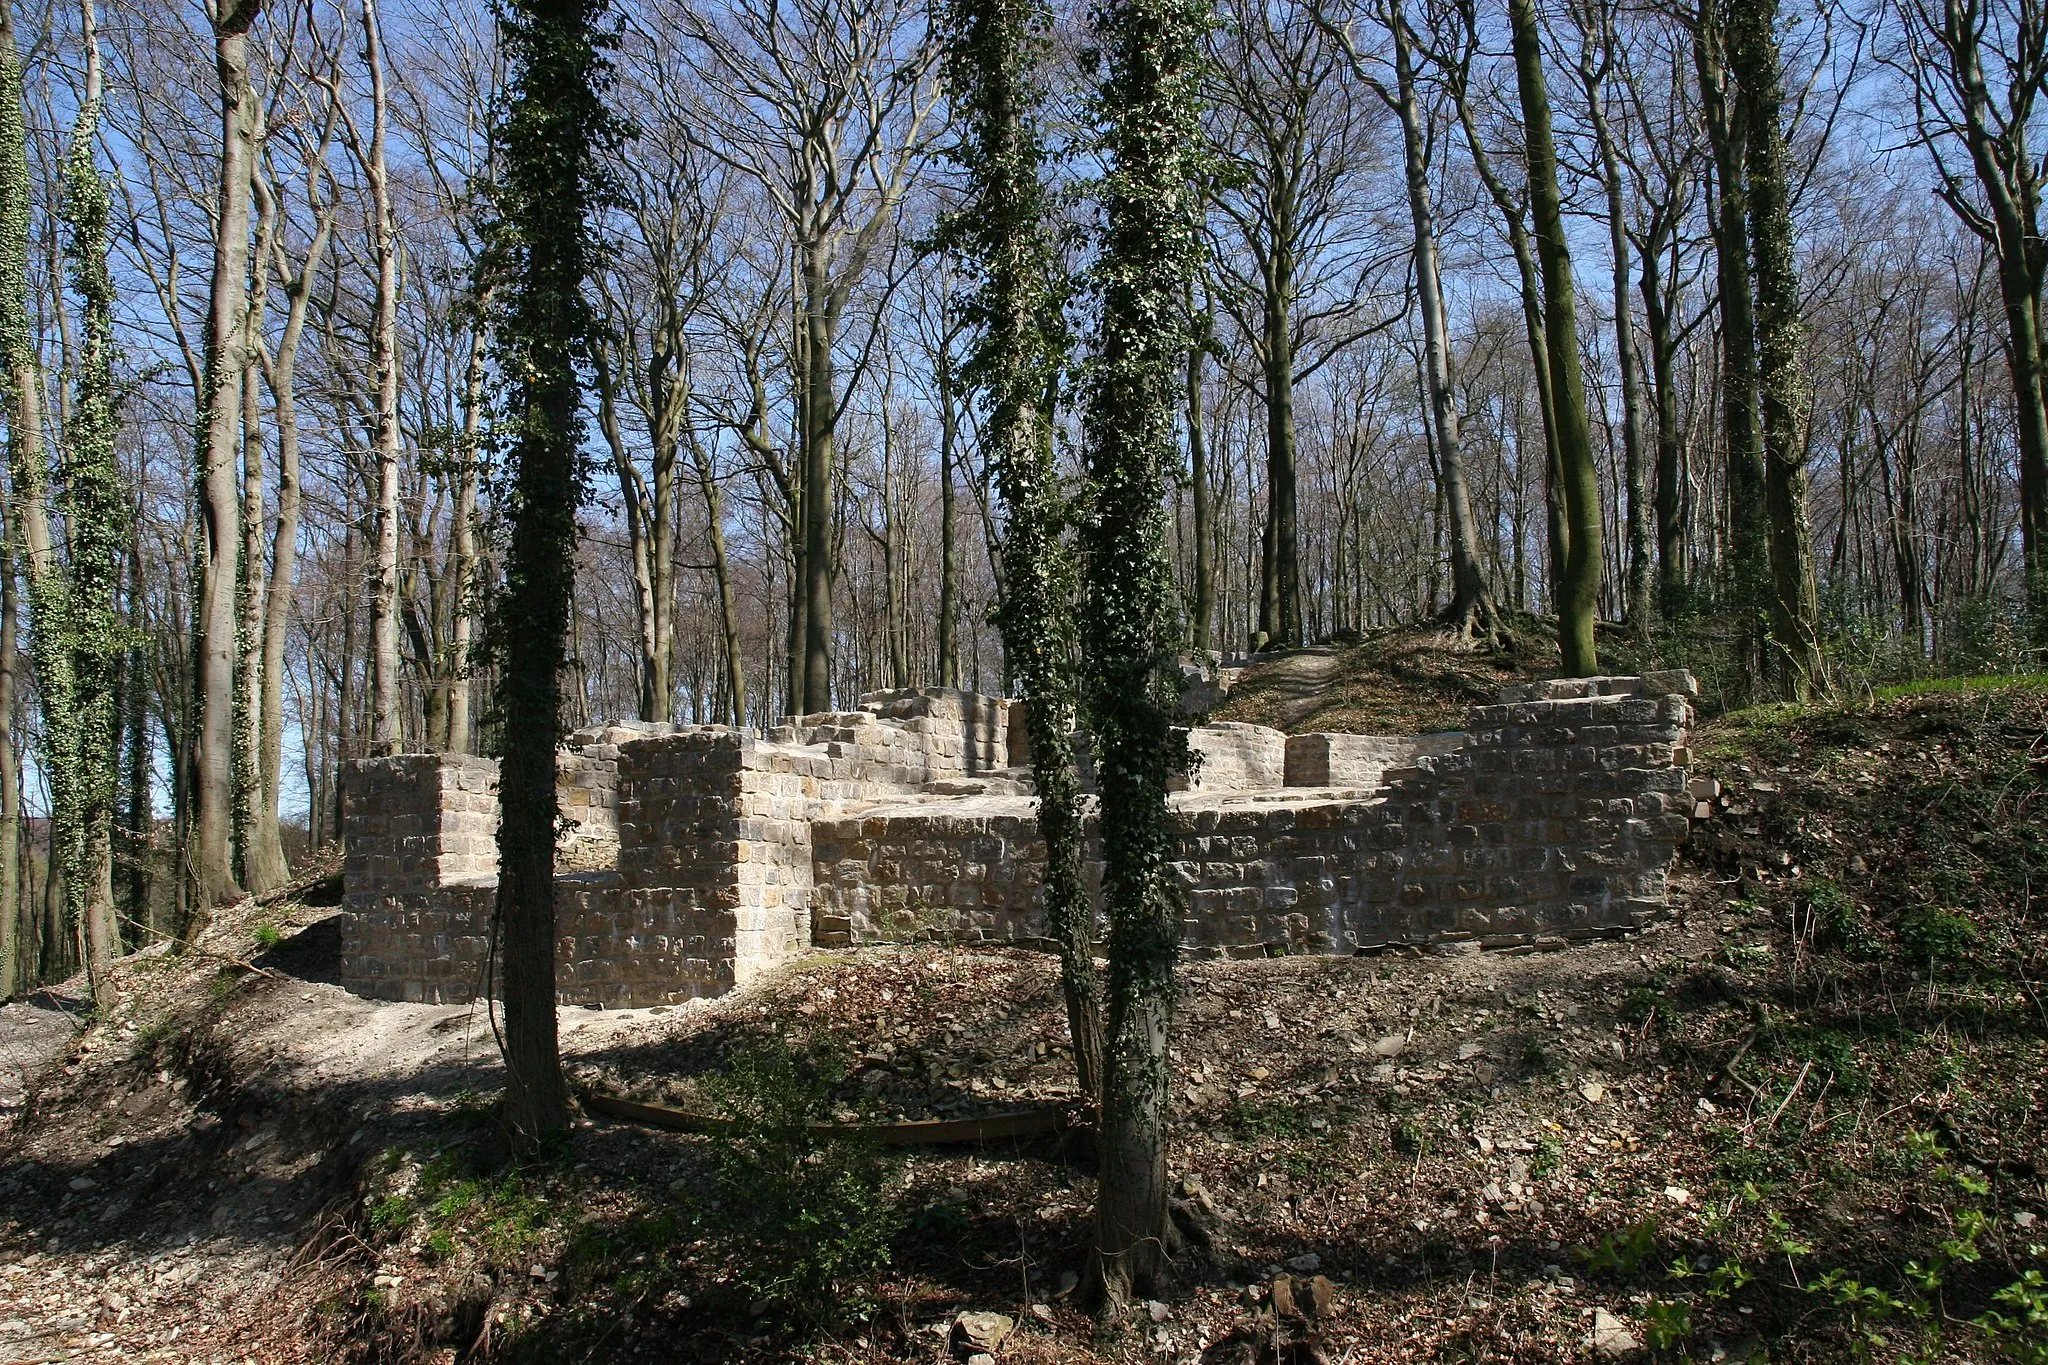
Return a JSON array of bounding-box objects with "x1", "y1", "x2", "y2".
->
[{"x1": 579, "y1": 1089, "x2": 1075, "y2": 1145}]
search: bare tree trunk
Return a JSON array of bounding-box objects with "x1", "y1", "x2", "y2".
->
[
  {"x1": 448, "y1": 320, "x2": 482, "y2": 753},
  {"x1": 1440, "y1": 0, "x2": 1566, "y2": 602},
  {"x1": 688, "y1": 426, "x2": 747, "y2": 726},
  {"x1": 937, "y1": 341, "x2": 960, "y2": 687},
  {"x1": 363, "y1": 0, "x2": 403, "y2": 754},
  {"x1": 1390, "y1": 14, "x2": 1498, "y2": 642},
  {"x1": 1257, "y1": 246, "x2": 1303, "y2": 648},
  {"x1": 801, "y1": 257, "x2": 837, "y2": 714},
  {"x1": 1695, "y1": 0, "x2": 1769, "y2": 637},
  {"x1": 1188, "y1": 300, "x2": 1214, "y2": 653},
  {"x1": 1508, "y1": 0, "x2": 1600, "y2": 675},
  {"x1": 258, "y1": 166, "x2": 333, "y2": 823},
  {"x1": 1578, "y1": 6, "x2": 1652, "y2": 638},
  {"x1": 189, "y1": 0, "x2": 265, "y2": 915},
  {"x1": 1640, "y1": 226, "x2": 1687, "y2": 615},
  {"x1": 238, "y1": 161, "x2": 286, "y2": 894}
]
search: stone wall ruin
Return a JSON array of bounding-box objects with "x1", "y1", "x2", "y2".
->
[{"x1": 339, "y1": 672, "x2": 1698, "y2": 1007}]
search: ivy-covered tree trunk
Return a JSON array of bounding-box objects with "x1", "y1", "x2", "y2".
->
[
  {"x1": 487, "y1": 0, "x2": 615, "y2": 1147},
  {"x1": 52, "y1": 0, "x2": 126, "y2": 1001},
  {"x1": 1731, "y1": 0, "x2": 1824, "y2": 696},
  {"x1": 939, "y1": 0, "x2": 1104, "y2": 1105},
  {"x1": 0, "y1": 5, "x2": 37, "y2": 998},
  {"x1": 1507, "y1": 0, "x2": 1600, "y2": 676},
  {"x1": 1082, "y1": 0, "x2": 1209, "y2": 1307}
]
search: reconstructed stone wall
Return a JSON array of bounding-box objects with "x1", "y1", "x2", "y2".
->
[
  {"x1": 341, "y1": 688, "x2": 1020, "y2": 1006},
  {"x1": 811, "y1": 673, "x2": 1697, "y2": 955},
  {"x1": 341, "y1": 673, "x2": 1696, "y2": 1006}
]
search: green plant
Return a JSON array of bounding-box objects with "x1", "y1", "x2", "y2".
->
[
  {"x1": 1641, "y1": 1296, "x2": 1693, "y2": 1353},
  {"x1": 1530, "y1": 1133, "x2": 1564, "y2": 1179},
  {"x1": 1899, "y1": 905, "x2": 1978, "y2": 967},
  {"x1": 252, "y1": 921, "x2": 283, "y2": 950},
  {"x1": 1979, "y1": 1264, "x2": 2048, "y2": 1363},
  {"x1": 1806, "y1": 879, "x2": 1868, "y2": 954},
  {"x1": 1578, "y1": 1218, "x2": 1659, "y2": 1277},
  {"x1": 369, "y1": 1194, "x2": 411, "y2": 1234},
  {"x1": 688, "y1": 1040, "x2": 904, "y2": 1328}
]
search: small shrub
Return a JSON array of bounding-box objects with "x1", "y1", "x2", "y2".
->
[
  {"x1": 1899, "y1": 906, "x2": 1978, "y2": 967},
  {"x1": 689, "y1": 1039, "x2": 903, "y2": 1328},
  {"x1": 252, "y1": 922, "x2": 284, "y2": 951},
  {"x1": 1805, "y1": 880, "x2": 1869, "y2": 955}
]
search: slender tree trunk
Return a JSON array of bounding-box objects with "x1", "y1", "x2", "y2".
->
[
  {"x1": 238, "y1": 160, "x2": 287, "y2": 893},
  {"x1": 1392, "y1": 16, "x2": 1497, "y2": 641},
  {"x1": 939, "y1": 0, "x2": 1104, "y2": 1190},
  {"x1": 1188, "y1": 302, "x2": 1213, "y2": 653},
  {"x1": 1731, "y1": 0, "x2": 1824, "y2": 695},
  {"x1": 1580, "y1": 18, "x2": 1651, "y2": 637},
  {"x1": 364, "y1": 0, "x2": 403, "y2": 753},
  {"x1": 1508, "y1": 0, "x2": 1600, "y2": 675},
  {"x1": 190, "y1": 0, "x2": 265, "y2": 915},
  {"x1": 801, "y1": 258, "x2": 836, "y2": 714},
  {"x1": 937, "y1": 341, "x2": 959, "y2": 687},
  {"x1": 688, "y1": 429, "x2": 747, "y2": 726},
  {"x1": 449, "y1": 314, "x2": 484, "y2": 753},
  {"x1": 259, "y1": 195, "x2": 330, "y2": 833},
  {"x1": 1259, "y1": 248, "x2": 1301, "y2": 647},
  {"x1": 1640, "y1": 229, "x2": 1687, "y2": 614},
  {"x1": 0, "y1": 8, "x2": 32, "y2": 996},
  {"x1": 1695, "y1": 0, "x2": 1769, "y2": 635},
  {"x1": 1443, "y1": 18, "x2": 1565, "y2": 602},
  {"x1": 55, "y1": 0, "x2": 124, "y2": 1000}
]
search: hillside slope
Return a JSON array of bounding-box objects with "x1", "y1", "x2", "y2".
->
[{"x1": 0, "y1": 680, "x2": 2042, "y2": 1363}]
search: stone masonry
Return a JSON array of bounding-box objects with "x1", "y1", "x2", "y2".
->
[{"x1": 341, "y1": 672, "x2": 1698, "y2": 1006}]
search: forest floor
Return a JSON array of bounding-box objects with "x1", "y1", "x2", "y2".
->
[{"x1": 2, "y1": 666, "x2": 2045, "y2": 1364}]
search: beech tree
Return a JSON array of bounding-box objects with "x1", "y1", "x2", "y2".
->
[{"x1": 1508, "y1": 0, "x2": 1602, "y2": 674}]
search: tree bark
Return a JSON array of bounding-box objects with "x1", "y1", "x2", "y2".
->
[
  {"x1": 937, "y1": 339, "x2": 960, "y2": 687},
  {"x1": 238, "y1": 159, "x2": 287, "y2": 894},
  {"x1": 259, "y1": 167, "x2": 334, "y2": 830},
  {"x1": 364, "y1": 0, "x2": 403, "y2": 753},
  {"x1": 1390, "y1": 14, "x2": 1498, "y2": 642},
  {"x1": 1731, "y1": 0, "x2": 1824, "y2": 696},
  {"x1": 801, "y1": 257, "x2": 837, "y2": 714},
  {"x1": 1188, "y1": 301, "x2": 1214, "y2": 653},
  {"x1": 189, "y1": 0, "x2": 264, "y2": 916},
  {"x1": 0, "y1": 490, "x2": 16, "y2": 996},
  {"x1": 1508, "y1": 0, "x2": 1601, "y2": 675},
  {"x1": 1578, "y1": 9, "x2": 1652, "y2": 637},
  {"x1": 1081, "y1": 0, "x2": 1208, "y2": 1307},
  {"x1": 489, "y1": 0, "x2": 611, "y2": 1147},
  {"x1": 1259, "y1": 247, "x2": 1301, "y2": 647},
  {"x1": 1695, "y1": 0, "x2": 1769, "y2": 632},
  {"x1": 1441, "y1": 2, "x2": 1566, "y2": 603}
]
